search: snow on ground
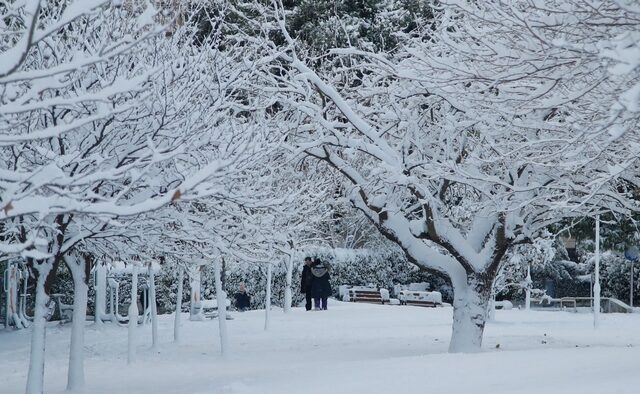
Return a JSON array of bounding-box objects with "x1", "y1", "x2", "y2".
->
[{"x1": 2, "y1": 300, "x2": 640, "y2": 394}]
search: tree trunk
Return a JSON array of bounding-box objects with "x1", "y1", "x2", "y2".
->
[
  {"x1": 43, "y1": 256, "x2": 62, "y2": 297},
  {"x1": 449, "y1": 273, "x2": 491, "y2": 353},
  {"x1": 18, "y1": 267, "x2": 32, "y2": 327},
  {"x1": 174, "y1": 268, "x2": 184, "y2": 343},
  {"x1": 264, "y1": 263, "x2": 272, "y2": 331},
  {"x1": 594, "y1": 215, "x2": 601, "y2": 329},
  {"x1": 488, "y1": 290, "x2": 496, "y2": 322},
  {"x1": 66, "y1": 256, "x2": 88, "y2": 392},
  {"x1": 189, "y1": 266, "x2": 203, "y2": 321},
  {"x1": 214, "y1": 259, "x2": 228, "y2": 355},
  {"x1": 95, "y1": 262, "x2": 107, "y2": 324},
  {"x1": 149, "y1": 263, "x2": 158, "y2": 350},
  {"x1": 525, "y1": 264, "x2": 531, "y2": 311},
  {"x1": 221, "y1": 257, "x2": 226, "y2": 289},
  {"x1": 7, "y1": 263, "x2": 26, "y2": 329},
  {"x1": 127, "y1": 264, "x2": 139, "y2": 364},
  {"x1": 26, "y1": 262, "x2": 53, "y2": 394},
  {"x1": 283, "y1": 255, "x2": 293, "y2": 313}
]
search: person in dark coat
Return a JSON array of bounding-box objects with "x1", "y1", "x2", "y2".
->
[
  {"x1": 234, "y1": 283, "x2": 251, "y2": 312},
  {"x1": 311, "y1": 259, "x2": 331, "y2": 310},
  {"x1": 300, "y1": 257, "x2": 314, "y2": 311}
]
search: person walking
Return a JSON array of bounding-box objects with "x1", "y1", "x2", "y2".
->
[
  {"x1": 311, "y1": 259, "x2": 331, "y2": 310},
  {"x1": 300, "y1": 257, "x2": 314, "y2": 311}
]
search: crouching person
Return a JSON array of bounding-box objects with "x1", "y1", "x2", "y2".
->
[{"x1": 234, "y1": 283, "x2": 251, "y2": 312}]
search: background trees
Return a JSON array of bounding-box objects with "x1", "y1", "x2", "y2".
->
[{"x1": 282, "y1": 0, "x2": 432, "y2": 53}]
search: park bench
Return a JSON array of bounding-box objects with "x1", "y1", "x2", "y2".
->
[
  {"x1": 348, "y1": 288, "x2": 386, "y2": 304},
  {"x1": 494, "y1": 300, "x2": 513, "y2": 310},
  {"x1": 338, "y1": 285, "x2": 390, "y2": 304},
  {"x1": 393, "y1": 282, "x2": 430, "y2": 295},
  {"x1": 398, "y1": 290, "x2": 442, "y2": 307},
  {"x1": 194, "y1": 297, "x2": 233, "y2": 319}
]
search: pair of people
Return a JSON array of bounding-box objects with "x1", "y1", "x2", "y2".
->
[{"x1": 300, "y1": 257, "x2": 332, "y2": 311}]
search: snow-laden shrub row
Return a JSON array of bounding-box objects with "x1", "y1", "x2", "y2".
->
[
  {"x1": 579, "y1": 251, "x2": 640, "y2": 305},
  {"x1": 154, "y1": 248, "x2": 452, "y2": 313},
  {"x1": 7, "y1": 245, "x2": 638, "y2": 319},
  {"x1": 498, "y1": 241, "x2": 640, "y2": 306}
]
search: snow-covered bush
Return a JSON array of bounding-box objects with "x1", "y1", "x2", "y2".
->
[
  {"x1": 582, "y1": 250, "x2": 640, "y2": 305},
  {"x1": 153, "y1": 247, "x2": 452, "y2": 312}
]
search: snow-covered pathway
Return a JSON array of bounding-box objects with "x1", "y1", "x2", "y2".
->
[{"x1": 2, "y1": 300, "x2": 640, "y2": 393}]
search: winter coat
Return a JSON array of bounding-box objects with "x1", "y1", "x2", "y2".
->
[
  {"x1": 300, "y1": 264, "x2": 313, "y2": 294},
  {"x1": 310, "y1": 263, "x2": 331, "y2": 298},
  {"x1": 234, "y1": 291, "x2": 251, "y2": 310}
]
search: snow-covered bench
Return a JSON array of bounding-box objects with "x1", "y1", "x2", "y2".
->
[
  {"x1": 350, "y1": 288, "x2": 389, "y2": 304},
  {"x1": 339, "y1": 285, "x2": 390, "y2": 304},
  {"x1": 398, "y1": 290, "x2": 442, "y2": 307},
  {"x1": 349, "y1": 289, "x2": 383, "y2": 304},
  {"x1": 494, "y1": 300, "x2": 513, "y2": 310},
  {"x1": 393, "y1": 282, "x2": 430, "y2": 296},
  {"x1": 199, "y1": 298, "x2": 230, "y2": 309},
  {"x1": 193, "y1": 297, "x2": 232, "y2": 319}
]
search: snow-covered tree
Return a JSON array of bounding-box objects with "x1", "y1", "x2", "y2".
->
[{"x1": 242, "y1": 0, "x2": 640, "y2": 352}]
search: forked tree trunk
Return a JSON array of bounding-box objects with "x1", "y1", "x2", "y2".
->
[
  {"x1": 26, "y1": 261, "x2": 53, "y2": 394},
  {"x1": 66, "y1": 256, "x2": 88, "y2": 392},
  {"x1": 449, "y1": 273, "x2": 492, "y2": 353}
]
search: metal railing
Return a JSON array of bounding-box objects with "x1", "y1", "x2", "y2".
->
[{"x1": 530, "y1": 296, "x2": 633, "y2": 313}]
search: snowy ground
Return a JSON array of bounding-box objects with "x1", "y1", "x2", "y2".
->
[{"x1": 2, "y1": 300, "x2": 640, "y2": 394}]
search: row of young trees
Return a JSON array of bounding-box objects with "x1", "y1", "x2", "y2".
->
[{"x1": 0, "y1": 1, "x2": 315, "y2": 393}]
